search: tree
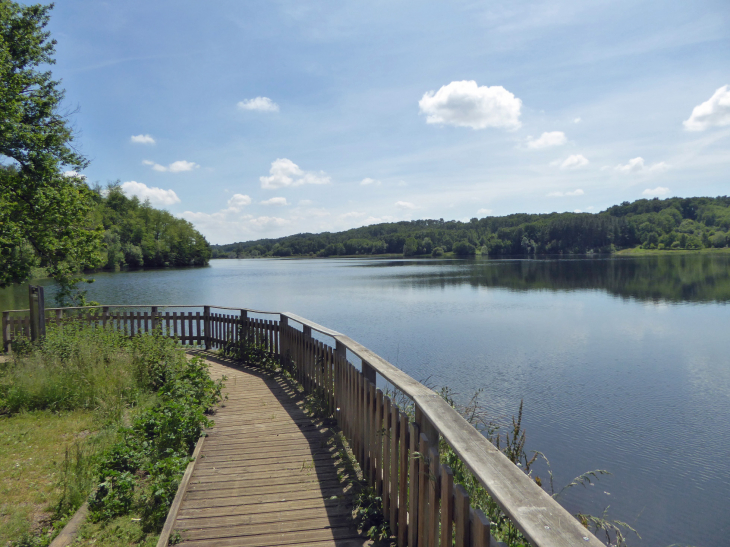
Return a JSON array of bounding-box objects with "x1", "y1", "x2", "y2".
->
[{"x1": 1, "y1": 2, "x2": 103, "y2": 289}]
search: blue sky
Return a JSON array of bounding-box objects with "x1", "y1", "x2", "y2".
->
[{"x1": 45, "y1": 0, "x2": 730, "y2": 243}]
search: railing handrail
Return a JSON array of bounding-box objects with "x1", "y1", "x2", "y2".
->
[
  {"x1": 1, "y1": 303, "x2": 602, "y2": 546},
  {"x1": 2, "y1": 304, "x2": 279, "y2": 315}
]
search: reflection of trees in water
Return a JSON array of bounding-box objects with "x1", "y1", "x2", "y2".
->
[{"x1": 382, "y1": 256, "x2": 730, "y2": 303}]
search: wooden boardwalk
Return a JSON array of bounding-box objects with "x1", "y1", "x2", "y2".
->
[{"x1": 173, "y1": 354, "x2": 370, "y2": 547}]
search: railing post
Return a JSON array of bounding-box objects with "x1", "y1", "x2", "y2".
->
[
  {"x1": 335, "y1": 339, "x2": 346, "y2": 423},
  {"x1": 28, "y1": 285, "x2": 45, "y2": 341},
  {"x1": 302, "y1": 325, "x2": 312, "y2": 391},
  {"x1": 151, "y1": 306, "x2": 158, "y2": 331},
  {"x1": 279, "y1": 315, "x2": 289, "y2": 369},
  {"x1": 362, "y1": 360, "x2": 376, "y2": 385},
  {"x1": 2, "y1": 311, "x2": 10, "y2": 352},
  {"x1": 203, "y1": 306, "x2": 210, "y2": 350},
  {"x1": 415, "y1": 404, "x2": 440, "y2": 453},
  {"x1": 102, "y1": 306, "x2": 109, "y2": 328},
  {"x1": 240, "y1": 309, "x2": 248, "y2": 354}
]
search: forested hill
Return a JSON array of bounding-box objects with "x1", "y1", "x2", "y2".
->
[
  {"x1": 92, "y1": 184, "x2": 211, "y2": 270},
  {"x1": 212, "y1": 196, "x2": 730, "y2": 258}
]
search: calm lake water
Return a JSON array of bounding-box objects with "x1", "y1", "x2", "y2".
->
[{"x1": 3, "y1": 255, "x2": 729, "y2": 547}]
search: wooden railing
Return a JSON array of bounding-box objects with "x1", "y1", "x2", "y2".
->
[{"x1": 2, "y1": 304, "x2": 603, "y2": 547}]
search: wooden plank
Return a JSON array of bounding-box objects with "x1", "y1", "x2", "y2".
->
[
  {"x1": 397, "y1": 412, "x2": 409, "y2": 547},
  {"x1": 408, "y1": 422, "x2": 420, "y2": 547},
  {"x1": 156, "y1": 435, "x2": 206, "y2": 547},
  {"x1": 454, "y1": 484, "x2": 470, "y2": 547},
  {"x1": 428, "y1": 445, "x2": 441, "y2": 547},
  {"x1": 470, "y1": 507, "x2": 491, "y2": 547},
  {"x1": 418, "y1": 433, "x2": 429, "y2": 547},
  {"x1": 180, "y1": 516, "x2": 355, "y2": 541},
  {"x1": 382, "y1": 395, "x2": 391, "y2": 520},
  {"x1": 440, "y1": 464, "x2": 454, "y2": 547},
  {"x1": 390, "y1": 404, "x2": 400, "y2": 536},
  {"x1": 173, "y1": 505, "x2": 351, "y2": 529},
  {"x1": 375, "y1": 388, "x2": 384, "y2": 495},
  {"x1": 176, "y1": 526, "x2": 362, "y2": 547}
]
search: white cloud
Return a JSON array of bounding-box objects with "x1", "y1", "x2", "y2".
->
[
  {"x1": 560, "y1": 154, "x2": 589, "y2": 169},
  {"x1": 298, "y1": 199, "x2": 314, "y2": 206},
  {"x1": 259, "y1": 158, "x2": 330, "y2": 189},
  {"x1": 361, "y1": 177, "x2": 381, "y2": 186},
  {"x1": 418, "y1": 80, "x2": 522, "y2": 130},
  {"x1": 395, "y1": 201, "x2": 418, "y2": 210},
  {"x1": 547, "y1": 189, "x2": 584, "y2": 197},
  {"x1": 642, "y1": 187, "x2": 671, "y2": 196},
  {"x1": 341, "y1": 211, "x2": 366, "y2": 219},
  {"x1": 121, "y1": 181, "x2": 180, "y2": 206},
  {"x1": 477, "y1": 208, "x2": 493, "y2": 215},
  {"x1": 226, "y1": 194, "x2": 252, "y2": 212},
  {"x1": 683, "y1": 85, "x2": 730, "y2": 131},
  {"x1": 615, "y1": 157, "x2": 670, "y2": 173},
  {"x1": 573, "y1": 117, "x2": 582, "y2": 124},
  {"x1": 527, "y1": 131, "x2": 567, "y2": 149},
  {"x1": 261, "y1": 197, "x2": 289, "y2": 206},
  {"x1": 130, "y1": 134, "x2": 155, "y2": 145},
  {"x1": 143, "y1": 159, "x2": 199, "y2": 173},
  {"x1": 63, "y1": 170, "x2": 86, "y2": 179},
  {"x1": 237, "y1": 97, "x2": 280, "y2": 112}
]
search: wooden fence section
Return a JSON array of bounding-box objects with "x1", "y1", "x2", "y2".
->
[{"x1": 1, "y1": 304, "x2": 603, "y2": 547}]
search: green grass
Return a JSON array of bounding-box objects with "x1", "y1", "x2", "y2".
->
[
  {"x1": 0, "y1": 410, "x2": 101, "y2": 546},
  {"x1": 615, "y1": 246, "x2": 730, "y2": 255},
  {"x1": 0, "y1": 323, "x2": 223, "y2": 546}
]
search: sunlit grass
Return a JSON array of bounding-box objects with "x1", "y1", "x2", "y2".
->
[{"x1": 0, "y1": 410, "x2": 96, "y2": 545}]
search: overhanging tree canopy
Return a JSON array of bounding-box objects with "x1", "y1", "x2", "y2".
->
[{"x1": 0, "y1": 1, "x2": 102, "y2": 288}]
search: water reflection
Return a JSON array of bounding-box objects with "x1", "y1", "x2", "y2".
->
[{"x1": 360, "y1": 254, "x2": 730, "y2": 303}]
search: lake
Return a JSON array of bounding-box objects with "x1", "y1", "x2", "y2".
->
[{"x1": 2, "y1": 254, "x2": 729, "y2": 546}]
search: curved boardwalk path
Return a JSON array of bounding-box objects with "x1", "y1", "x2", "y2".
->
[{"x1": 173, "y1": 353, "x2": 370, "y2": 547}]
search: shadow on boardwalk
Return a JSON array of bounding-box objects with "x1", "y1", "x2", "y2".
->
[{"x1": 173, "y1": 351, "x2": 371, "y2": 547}]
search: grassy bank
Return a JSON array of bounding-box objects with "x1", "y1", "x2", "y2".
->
[
  {"x1": 0, "y1": 324, "x2": 224, "y2": 546},
  {"x1": 615, "y1": 246, "x2": 730, "y2": 256}
]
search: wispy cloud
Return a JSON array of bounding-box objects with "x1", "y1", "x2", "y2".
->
[
  {"x1": 477, "y1": 208, "x2": 493, "y2": 215},
  {"x1": 143, "y1": 159, "x2": 199, "y2": 173},
  {"x1": 547, "y1": 189, "x2": 584, "y2": 197},
  {"x1": 395, "y1": 201, "x2": 418, "y2": 210},
  {"x1": 419, "y1": 80, "x2": 522, "y2": 130},
  {"x1": 261, "y1": 197, "x2": 289, "y2": 206},
  {"x1": 237, "y1": 97, "x2": 279, "y2": 112},
  {"x1": 130, "y1": 134, "x2": 155, "y2": 145},
  {"x1": 361, "y1": 177, "x2": 381, "y2": 186},
  {"x1": 527, "y1": 131, "x2": 567, "y2": 149},
  {"x1": 560, "y1": 154, "x2": 589, "y2": 169},
  {"x1": 615, "y1": 157, "x2": 669, "y2": 173}
]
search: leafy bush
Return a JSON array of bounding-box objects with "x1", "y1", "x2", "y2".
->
[{"x1": 88, "y1": 352, "x2": 223, "y2": 531}]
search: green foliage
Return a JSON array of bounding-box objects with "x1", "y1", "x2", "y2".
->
[
  {"x1": 221, "y1": 325, "x2": 279, "y2": 372},
  {"x1": 88, "y1": 352, "x2": 223, "y2": 530},
  {"x1": 1, "y1": 321, "x2": 223, "y2": 539},
  {"x1": 212, "y1": 196, "x2": 730, "y2": 258},
  {"x1": 91, "y1": 183, "x2": 211, "y2": 271},
  {"x1": 354, "y1": 488, "x2": 390, "y2": 542},
  {"x1": 0, "y1": 2, "x2": 104, "y2": 288}
]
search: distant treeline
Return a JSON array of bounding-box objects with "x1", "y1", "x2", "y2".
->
[
  {"x1": 92, "y1": 184, "x2": 211, "y2": 270},
  {"x1": 211, "y1": 196, "x2": 730, "y2": 258}
]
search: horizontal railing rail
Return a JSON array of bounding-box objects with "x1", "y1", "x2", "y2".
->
[{"x1": 1, "y1": 304, "x2": 603, "y2": 547}]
